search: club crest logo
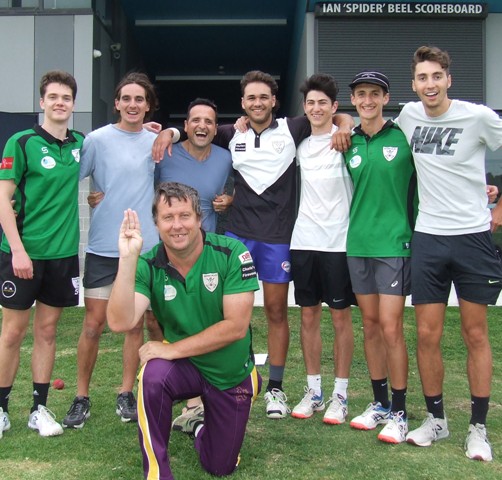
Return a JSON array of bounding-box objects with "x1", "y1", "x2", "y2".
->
[
  {"x1": 203, "y1": 273, "x2": 219, "y2": 292},
  {"x1": 72, "y1": 277, "x2": 80, "y2": 295},
  {"x1": 281, "y1": 261, "x2": 291, "y2": 273},
  {"x1": 72, "y1": 149, "x2": 81, "y2": 163},
  {"x1": 383, "y1": 147, "x2": 398, "y2": 161},
  {"x1": 272, "y1": 141, "x2": 285, "y2": 154}
]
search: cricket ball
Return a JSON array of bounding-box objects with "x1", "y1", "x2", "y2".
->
[{"x1": 52, "y1": 378, "x2": 65, "y2": 390}]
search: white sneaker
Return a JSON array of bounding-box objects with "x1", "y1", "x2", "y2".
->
[
  {"x1": 291, "y1": 387, "x2": 325, "y2": 419},
  {"x1": 0, "y1": 407, "x2": 11, "y2": 439},
  {"x1": 323, "y1": 394, "x2": 348, "y2": 425},
  {"x1": 264, "y1": 388, "x2": 290, "y2": 419},
  {"x1": 378, "y1": 411, "x2": 408, "y2": 444},
  {"x1": 465, "y1": 423, "x2": 492, "y2": 462},
  {"x1": 406, "y1": 413, "x2": 449, "y2": 447},
  {"x1": 350, "y1": 402, "x2": 391, "y2": 430},
  {"x1": 28, "y1": 405, "x2": 64, "y2": 437}
]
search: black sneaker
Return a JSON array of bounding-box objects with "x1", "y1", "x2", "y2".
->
[
  {"x1": 62, "y1": 396, "x2": 91, "y2": 429},
  {"x1": 116, "y1": 392, "x2": 138, "y2": 423}
]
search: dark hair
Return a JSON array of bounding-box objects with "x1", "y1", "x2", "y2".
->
[
  {"x1": 187, "y1": 98, "x2": 218, "y2": 123},
  {"x1": 114, "y1": 72, "x2": 159, "y2": 121},
  {"x1": 300, "y1": 73, "x2": 338, "y2": 102},
  {"x1": 240, "y1": 70, "x2": 280, "y2": 112},
  {"x1": 39, "y1": 70, "x2": 77, "y2": 100},
  {"x1": 411, "y1": 46, "x2": 451, "y2": 76},
  {"x1": 152, "y1": 182, "x2": 202, "y2": 222}
]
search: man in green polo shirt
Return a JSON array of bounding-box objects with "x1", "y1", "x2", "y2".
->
[
  {"x1": 107, "y1": 182, "x2": 261, "y2": 479},
  {"x1": 0, "y1": 71, "x2": 84, "y2": 440}
]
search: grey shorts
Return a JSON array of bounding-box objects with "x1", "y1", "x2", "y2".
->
[{"x1": 347, "y1": 257, "x2": 411, "y2": 296}]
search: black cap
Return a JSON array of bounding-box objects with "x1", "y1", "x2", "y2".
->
[{"x1": 349, "y1": 71, "x2": 390, "y2": 92}]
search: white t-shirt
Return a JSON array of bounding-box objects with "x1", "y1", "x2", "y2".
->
[
  {"x1": 396, "y1": 100, "x2": 502, "y2": 235},
  {"x1": 290, "y1": 125, "x2": 353, "y2": 251}
]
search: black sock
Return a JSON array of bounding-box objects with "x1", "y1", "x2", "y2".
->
[
  {"x1": 470, "y1": 395, "x2": 489, "y2": 425},
  {"x1": 32, "y1": 382, "x2": 50, "y2": 413},
  {"x1": 0, "y1": 386, "x2": 12, "y2": 413},
  {"x1": 425, "y1": 394, "x2": 444, "y2": 419},
  {"x1": 391, "y1": 387, "x2": 407, "y2": 416},
  {"x1": 371, "y1": 378, "x2": 390, "y2": 408},
  {"x1": 266, "y1": 380, "x2": 283, "y2": 392}
]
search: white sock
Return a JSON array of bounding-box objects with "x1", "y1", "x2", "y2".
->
[
  {"x1": 307, "y1": 374, "x2": 322, "y2": 396},
  {"x1": 334, "y1": 377, "x2": 349, "y2": 400}
]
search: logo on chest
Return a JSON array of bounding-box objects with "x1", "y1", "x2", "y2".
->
[
  {"x1": 202, "y1": 273, "x2": 219, "y2": 292},
  {"x1": 41, "y1": 156, "x2": 56, "y2": 169},
  {"x1": 72, "y1": 149, "x2": 81, "y2": 163},
  {"x1": 383, "y1": 147, "x2": 398, "y2": 162},
  {"x1": 273, "y1": 141, "x2": 285, "y2": 154},
  {"x1": 164, "y1": 285, "x2": 177, "y2": 301}
]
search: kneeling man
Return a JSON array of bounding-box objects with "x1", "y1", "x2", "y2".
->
[{"x1": 107, "y1": 182, "x2": 261, "y2": 479}]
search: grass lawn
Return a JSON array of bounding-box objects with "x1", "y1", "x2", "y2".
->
[{"x1": 1, "y1": 306, "x2": 502, "y2": 479}]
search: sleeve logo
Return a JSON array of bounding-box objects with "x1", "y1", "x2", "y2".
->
[
  {"x1": 239, "y1": 251, "x2": 253, "y2": 264},
  {"x1": 0, "y1": 157, "x2": 13, "y2": 170}
]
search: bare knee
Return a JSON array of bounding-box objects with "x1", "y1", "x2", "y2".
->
[
  {"x1": 462, "y1": 324, "x2": 489, "y2": 350},
  {"x1": 33, "y1": 321, "x2": 58, "y2": 344},
  {"x1": 264, "y1": 299, "x2": 287, "y2": 325},
  {"x1": 0, "y1": 325, "x2": 28, "y2": 349},
  {"x1": 381, "y1": 323, "x2": 405, "y2": 349},
  {"x1": 82, "y1": 314, "x2": 107, "y2": 340}
]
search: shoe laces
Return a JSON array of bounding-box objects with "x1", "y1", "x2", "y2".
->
[
  {"x1": 298, "y1": 386, "x2": 319, "y2": 405},
  {"x1": 390, "y1": 410, "x2": 406, "y2": 423},
  {"x1": 328, "y1": 394, "x2": 346, "y2": 407},
  {"x1": 269, "y1": 388, "x2": 288, "y2": 403},
  {"x1": 469, "y1": 423, "x2": 489, "y2": 444},
  {"x1": 36, "y1": 405, "x2": 58, "y2": 423},
  {"x1": 421, "y1": 413, "x2": 440, "y2": 438},
  {"x1": 118, "y1": 392, "x2": 135, "y2": 408},
  {"x1": 68, "y1": 397, "x2": 89, "y2": 416}
]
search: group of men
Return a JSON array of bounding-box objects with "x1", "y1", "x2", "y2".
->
[{"x1": 0, "y1": 43, "x2": 501, "y2": 480}]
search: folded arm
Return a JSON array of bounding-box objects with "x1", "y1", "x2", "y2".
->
[{"x1": 139, "y1": 290, "x2": 254, "y2": 365}]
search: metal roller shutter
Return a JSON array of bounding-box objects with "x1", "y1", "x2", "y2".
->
[{"x1": 317, "y1": 17, "x2": 484, "y2": 109}]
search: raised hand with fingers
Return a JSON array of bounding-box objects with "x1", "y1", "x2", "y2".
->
[{"x1": 119, "y1": 209, "x2": 143, "y2": 258}]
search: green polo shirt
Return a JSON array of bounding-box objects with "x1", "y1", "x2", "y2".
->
[
  {"x1": 0, "y1": 125, "x2": 84, "y2": 259},
  {"x1": 345, "y1": 122, "x2": 417, "y2": 257},
  {"x1": 135, "y1": 232, "x2": 259, "y2": 390}
]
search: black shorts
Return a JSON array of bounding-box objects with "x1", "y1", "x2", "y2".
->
[
  {"x1": 0, "y1": 252, "x2": 79, "y2": 309},
  {"x1": 411, "y1": 230, "x2": 502, "y2": 305},
  {"x1": 83, "y1": 253, "x2": 119, "y2": 289},
  {"x1": 290, "y1": 250, "x2": 356, "y2": 309}
]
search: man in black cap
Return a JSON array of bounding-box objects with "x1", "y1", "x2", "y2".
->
[{"x1": 344, "y1": 70, "x2": 415, "y2": 444}]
